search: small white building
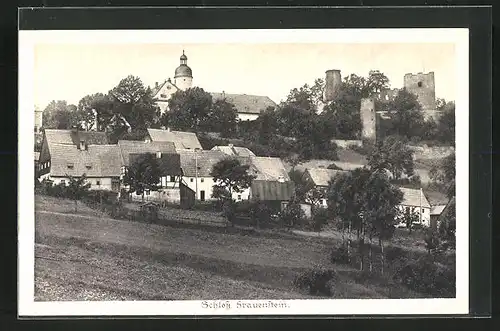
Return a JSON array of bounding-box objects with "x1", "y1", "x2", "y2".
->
[
  {"x1": 302, "y1": 168, "x2": 347, "y2": 207},
  {"x1": 397, "y1": 187, "x2": 432, "y2": 227}
]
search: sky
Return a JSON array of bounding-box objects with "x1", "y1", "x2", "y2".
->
[{"x1": 34, "y1": 43, "x2": 456, "y2": 110}]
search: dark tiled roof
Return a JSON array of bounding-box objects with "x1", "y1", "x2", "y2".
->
[
  {"x1": 305, "y1": 168, "x2": 347, "y2": 187},
  {"x1": 147, "y1": 128, "x2": 202, "y2": 150},
  {"x1": 117, "y1": 140, "x2": 176, "y2": 166},
  {"x1": 50, "y1": 144, "x2": 121, "y2": 177},
  {"x1": 128, "y1": 153, "x2": 181, "y2": 176},
  {"x1": 250, "y1": 180, "x2": 295, "y2": 201},
  {"x1": 177, "y1": 149, "x2": 228, "y2": 177},
  {"x1": 210, "y1": 92, "x2": 277, "y2": 115}
]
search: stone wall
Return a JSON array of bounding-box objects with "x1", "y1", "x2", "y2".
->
[{"x1": 331, "y1": 139, "x2": 363, "y2": 148}]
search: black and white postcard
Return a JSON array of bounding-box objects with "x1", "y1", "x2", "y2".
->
[{"x1": 19, "y1": 28, "x2": 469, "y2": 316}]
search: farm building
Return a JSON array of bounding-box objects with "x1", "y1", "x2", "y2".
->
[
  {"x1": 146, "y1": 128, "x2": 203, "y2": 150},
  {"x1": 397, "y1": 187, "x2": 432, "y2": 227}
]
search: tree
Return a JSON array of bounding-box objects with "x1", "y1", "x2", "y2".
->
[
  {"x1": 367, "y1": 135, "x2": 415, "y2": 180},
  {"x1": 122, "y1": 153, "x2": 162, "y2": 202},
  {"x1": 66, "y1": 174, "x2": 91, "y2": 212},
  {"x1": 166, "y1": 87, "x2": 213, "y2": 132},
  {"x1": 366, "y1": 70, "x2": 390, "y2": 95},
  {"x1": 254, "y1": 107, "x2": 279, "y2": 145},
  {"x1": 288, "y1": 169, "x2": 312, "y2": 202},
  {"x1": 402, "y1": 209, "x2": 420, "y2": 234},
  {"x1": 76, "y1": 93, "x2": 115, "y2": 131},
  {"x1": 211, "y1": 158, "x2": 256, "y2": 197},
  {"x1": 204, "y1": 99, "x2": 238, "y2": 137},
  {"x1": 327, "y1": 167, "x2": 403, "y2": 272},
  {"x1": 284, "y1": 78, "x2": 325, "y2": 113},
  {"x1": 429, "y1": 152, "x2": 455, "y2": 198},
  {"x1": 384, "y1": 88, "x2": 426, "y2": 139},
  {"x1": 436, "y1": 101, "x2": 455, "y2": 145},
  {"x1": 109, "y1": 75, "x2": 160, "y2": 130},
  {"x1": 280, "y1": 197, "x2": 306, "y2": 229},
  {"x1": 42, "y1": 100, "x2": 78, "y2": 129}
]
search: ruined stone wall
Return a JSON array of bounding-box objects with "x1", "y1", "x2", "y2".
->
[
  {"x1": 360, "y1": 98, "x2": 376, "y2": 142},
  {"x1": 404, "y1": 72, "x2": 437, "y2": 116},
  {"x1": 323, "y1": 69, "x2": 342, "y2": 103},
  {"x1": 409, "y1": 144, "x2": 455, "y2": 160}
]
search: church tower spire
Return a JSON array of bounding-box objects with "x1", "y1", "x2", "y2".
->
[{"x1": 174, "y1": 50, "x2": 193, "y2": 90}]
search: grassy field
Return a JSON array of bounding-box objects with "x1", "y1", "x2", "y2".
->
[{"x1": 35, "y1": 195, "x2": 425, "y2": 301}]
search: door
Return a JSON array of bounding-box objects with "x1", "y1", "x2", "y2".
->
[{"x1": 200, "y1": 190, "x2": 205, "y2": 201}]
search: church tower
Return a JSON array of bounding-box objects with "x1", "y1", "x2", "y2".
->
[{"x1": 174, "y1": 50, "x2": 193, "y2": 90}]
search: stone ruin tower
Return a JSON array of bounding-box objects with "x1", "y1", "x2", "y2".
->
[
  {"x1": 323, "y1": 69, "x2": 342, "y2": 103},
  {"x1": 360, "y1": 98, "x2": 376, "y2": 142},
  {"x1": 403, "y1": 71, "x2": 437, "y2": 119},
  {"x1": 34, "y1": 105, "x2": 43, "y2": 133}
]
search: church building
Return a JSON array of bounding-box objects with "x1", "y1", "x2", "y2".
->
[{"x1": 150, "y1": 51, "x2": 277, "y2": 121}]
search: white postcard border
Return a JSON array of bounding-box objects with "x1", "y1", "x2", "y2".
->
[{"x1": 18, "y1": 28, "x2": 469, "y2": 316}]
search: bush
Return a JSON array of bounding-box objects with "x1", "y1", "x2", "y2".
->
[
  {"x1": 311, "y1": 208, "x2": 329, "y2": 232},
  {"x1": 85, "y1": 190, "x2": 119, "y2": 205},
  {"x1": 279, "y1": 199, "x2": 306, "y2": 228},
  {"x1": 293, "y1": 267, "x2": 336, "y2": 296},
  {"x1": 393, "y1": 255, "x2": 455, "y2": 297},
  {"x1": 330, "y1": 245, "x2": 350, "y2": 265},
  {"x1": 385, "y1": 245, "x2": 407, "y2": 263}
]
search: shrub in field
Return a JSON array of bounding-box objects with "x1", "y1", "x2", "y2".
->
[
  {"x1": 330, "y1": 245, "x2": 350, "y2": 265},
  {"x1": 280, "y1": 198, "x2": 306, "y2": 229},
  {"x1": 393, "y1": 255, "x2": 455, "y2": 297},
  {"x1": 385, "y1": 245, "x2": 407, "y2": 263},
  {"x1": 294, "y1": 267, "x2": 336, "y2": 296},
  {"x1": 311, "y1": 207, "x2": 329, "y2": 232}
]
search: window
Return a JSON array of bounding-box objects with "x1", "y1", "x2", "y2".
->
[
  {"x1": 237, "y1": 195, "x2": 242, "y2": 201},
  {"x1": 146, "y1": 190, "x2": 150, "y2": 195},
  {"x1": 417, "y1": 81, "x2": 423, "y2": 87},
  {"x1": 422, "y1": 208, "x2": 425, "y2": 213},
  {"x1": 170, "y1": 175, "x2": 175, "y2": 182},
  {"x1": 85, "y1": 165, "x2": 92, "y2": 170},
  {"x1": 405, "y1": 207, "x2": 410, "y2": 214},
  {"x1": 160, "y1": 94, "x2": 167, "y2": 98},
  {"x1": 96, "y1": 180, "x2": 101, "y2": 185},
  {"x1": 200, "y1": 190, "x2": 205, "y2": 201},
  {"x1": 200, "y1": 178, "x2": 204, "y2": 183},
  {"x1": 61, "y1": 180, "x2": 65, "y2": 185},
  {"x1": 190, "y1": 178, "x2": 194, "y2": 182},
  {"x1": 67, "y1": 163, "x2": 74, "y2": 169}
]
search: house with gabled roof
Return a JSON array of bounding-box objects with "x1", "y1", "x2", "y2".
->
[
  {"x1": 47, "y1": 143, "x2": 122, "y2": 191},
  {"x1": 302, "y1": 168, "x2": 348, "y2": 207},
  {"x1": 145, "y1": 128, "x2": 202, "y2": 150},
  {"x1": 397, "y1": 187, "x2": 432, "y2": 227},
  {"x1": 117, "y1": 140, "x2": 182, "y2": 203},
  {"x1": 38, "y1": 128, "x2": 110, "y2": 180},
  {"x1": 210, "y1": 92, "x2": 277, "y2": 121}
]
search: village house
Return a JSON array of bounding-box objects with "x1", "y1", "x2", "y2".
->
[
  {"x1": 38, "y1": 128, "x2": 110, "y2": 180},
  {"x1": 211, "y1": 144, "x2": 256, "y2": 157},
  {"x1": 177, "y1": 149, "x2": 228, "y2": 202},
  {"x1": 150, "y1": 51, "x2": 277, "y2": 121},
  {"x1": 302, "y1": 168, "x2": 347, "y2": 207},
  {"x1": 45, "y1": 142, "x2": 122, "y2": 191},
  {"x1": 249, "y1": 180, "x2": 296, "y2": 214},
  {"x1": 430, "y1": 204, "x2": 447, "y2": 230},
  {"x1": 397, "y1": 187, "x2": 432, "y2": 227},
  {"x1": 117, "y1": 140, "x2": 182, "y2": 203},
  {"x1": 145, "y1": 128, "x2": 203, "y2": 150}
]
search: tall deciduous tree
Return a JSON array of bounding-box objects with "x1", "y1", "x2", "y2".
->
[
  {"x1": 109, "y1": 75, "x2": 160, "y2": 130},
  {"x1": 367, "y1": 135, "x2": 415, "y2": 180},
  {"x1": 430, "y1": 152, "x2": 455, "y2": 198},
  {"x1": 66, "y1": 174, "x2": 91, "y2": 213},
  {"x1": 384, "y1": 88, "x2": 426, "y2": 139},
  {"x1": 210, "y1": 158, "x2": 256, "y2": 197},
  {"x1": 436, "y1": 101, "x2": 455, "y2": 145},
  {"x1": 204, "y1": 99, "x2": 238, "y2": 137},
  {"x1": 76, "y1": 93, "x2": 114, "y2": 131},
  {"x1": 42, "y1": 100, "x2": 78, "y2": 130},
  {"x1": 123, "y1": 153, "x2": 162, "y2": 202},
  {"x1": 166, "y1": 87, "x2": 213, "y2": 132}
]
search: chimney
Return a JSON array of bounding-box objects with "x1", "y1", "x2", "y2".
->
[
  {"x1": 324, "y1": 69, "x2": 342, "y2": 103},
  {"x1": 155, "y1": 82, "x2": 158, "y2": 87},
  {"x1": 222, "y1": 90, "x2": 225, "y2": 98}
]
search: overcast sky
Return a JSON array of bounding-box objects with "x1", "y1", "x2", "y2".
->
[{"x1": 34, "y1": 43, "x2": 456, "y2": 109}]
